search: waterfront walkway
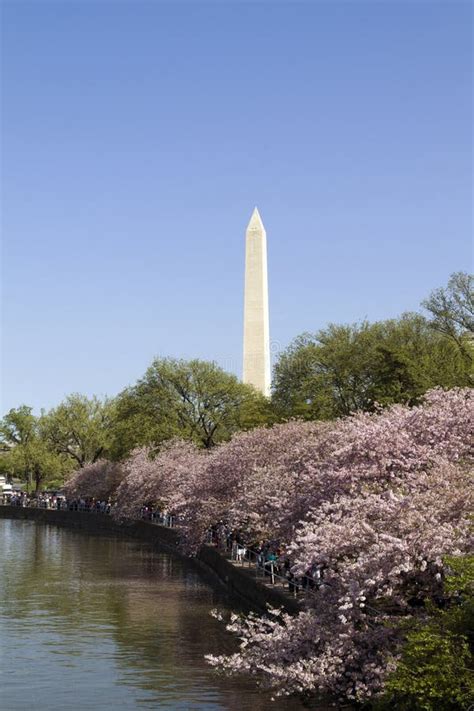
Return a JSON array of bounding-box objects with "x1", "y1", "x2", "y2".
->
[{"x1": 221, "y1": 543, "x2": 309, "y2": 603}]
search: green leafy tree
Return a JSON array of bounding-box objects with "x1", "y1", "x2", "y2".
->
[
  {"x1": 0, "y1": 405, "x2": 37, "y2": 448},
  {"x1": 422, "y1": 272, "x2": 474, "y2": 361},
  {"x1": 43, "y1": 394, "x2": 112, "y2": 468},
  {"x1": 376, "y1": 556, "x2": 474, "y2": 711},
  {"x1": 0, "y1": 406, "x2": 71, "y2": 491},
  {"x1": 272, "y1": 314, "x2": 471, "y2": 419},
  {"x1": 6, "y1": 440, "x2": 68, "y2": 493},
  {"x1": 422, "y1": 271, "x2": 474, "y2": 363},
  {"x1": 109, "y1": 358, "x2": 272, "y2": 458}
]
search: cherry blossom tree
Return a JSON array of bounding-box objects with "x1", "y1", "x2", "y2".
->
[
  {"x1": 206, "y1": 388, "x2": 473, "y2": 702},
  {"x1": 62, "y1": 459, "x2": 124, "y2": 500},
  {"x1": 112, "y1": 439, "x2": 211, "y2": 548},
  {"x1": 63, "y1": 387, "x2": 472, "y2": 703}
]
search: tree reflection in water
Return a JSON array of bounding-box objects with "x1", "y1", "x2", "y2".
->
[{"x1": 0, "y1": 520, "x2": 318, "y2": 711}]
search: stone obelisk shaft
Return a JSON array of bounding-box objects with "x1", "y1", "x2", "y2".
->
[{"x1": 243, "y1": 208, "x2": 271, "y2": 397}]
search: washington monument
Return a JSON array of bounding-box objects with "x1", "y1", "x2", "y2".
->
[{"x1": 243, "y1": 207, "x2": 271, "y2": 397}]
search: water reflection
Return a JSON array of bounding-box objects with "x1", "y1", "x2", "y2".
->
[{"x1": 0, "y1": 520, "x2": 310, "y2": 710}]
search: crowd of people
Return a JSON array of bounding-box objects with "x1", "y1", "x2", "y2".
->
[
  {"x1": 208, "y1": 522, "x2": 324, "y2": 593},
  {"x1": 139, "y1": 504, "x2": 175, "y2": 527},
  {"x1": 6, "y1": 492, "x2": 112, "y2": 514}
]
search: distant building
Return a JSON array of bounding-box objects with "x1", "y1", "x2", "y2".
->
[{"x1": 0, "y1": 474, "x2": 12, "y2": 495}]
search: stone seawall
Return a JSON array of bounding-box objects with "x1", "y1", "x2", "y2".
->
[{"x1": 0, "y1": 507, "x2": 299, "y2": 614}]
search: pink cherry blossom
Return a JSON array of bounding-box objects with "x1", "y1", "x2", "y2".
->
[
  {"x1": 64, "y1": 387, "x2": 473, "y2": 702},
  {"x1": 62, "y1": 459, "x2": 124, "y2": 500}
]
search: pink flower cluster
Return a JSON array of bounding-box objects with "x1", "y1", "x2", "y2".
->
[
  {"x1": 205, "y1": 389, "x2": 472, "y2": 701},
  {"x1": 62, "y1": 459, "x2": 124, "y2": 500},
  {"x1": 65, "y1": 387, "x2": 473, "y2": 701}
]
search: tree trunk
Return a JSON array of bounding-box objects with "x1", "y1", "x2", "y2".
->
[{"x1": 34, "y1": 464, "x2": 42, "y2": 493}]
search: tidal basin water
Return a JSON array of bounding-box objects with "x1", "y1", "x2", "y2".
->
[{"x1": 0, "y1": 520, "x2": 310, "y2": 711}]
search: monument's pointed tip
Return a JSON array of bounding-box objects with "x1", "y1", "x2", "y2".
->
[{"x1": 247, "y1": 206, "x2": 265, "y2": 232}]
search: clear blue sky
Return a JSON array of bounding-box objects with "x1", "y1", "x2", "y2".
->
[{"x1": 1, "y1": 0, "x2": 472, "y2": 414}]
